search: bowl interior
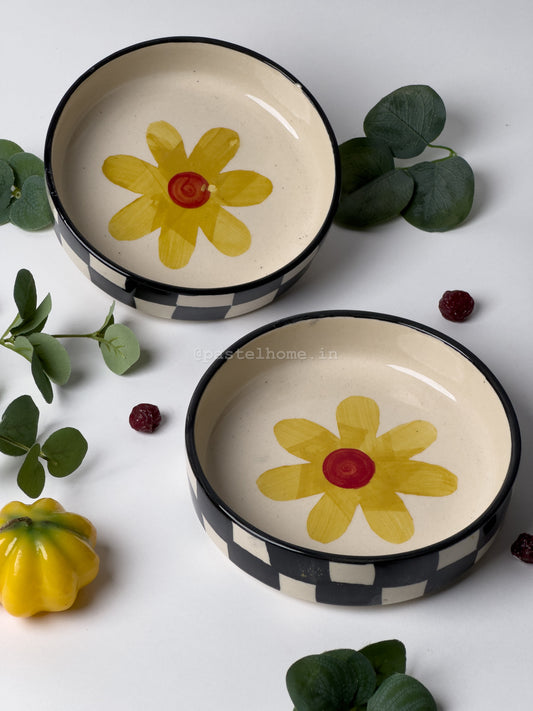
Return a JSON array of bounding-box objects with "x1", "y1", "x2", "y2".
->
[
  {"x1": 192, "y1": 315, "x2": 514, "y2": 557},
  {"x1": 49, "y1": 39, "x2": 338, "y2": 289}
]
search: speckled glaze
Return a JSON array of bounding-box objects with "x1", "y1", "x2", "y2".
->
[
  {"x1": 44, "y1": 37, "x2": 340, "y2": 320},
  {"x1": 186, "y1": 311, "x2": 521, "y2": 605}
]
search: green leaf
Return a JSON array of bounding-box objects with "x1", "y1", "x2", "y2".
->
[
  {"x1": 7, "y1": 335, "x2": 34, "y2": 362},
  {"x1": 95, "y1": 302, "x2": 116, "y2": 338},
  {"x1": 286, "y1": 649, "x2": 364, "y2": 711},
  {"x1": 335, "y1": 169, "x2": 414, "y2": 229},
  {"x1": 402, "y1": 156, "x2": 475, "y2": 232},
  {"x1": 28, "y1": 332, "x2": 71, "y2": 385},
  {"x1": 348, "y1": 651, "x2": 377, "y2": 706},
  {"x1": 8, "y1": 152, "x2": 45, "y2": 188},
  {"x1": 0, "y1": 139, "x2": 23, "y2": 161},
  {"x1": 17, "y1": 443, "x2": 46, "y2": 498},
  {"x1": 42, "y1": 427, "x2": 88, "y2": 477},
  {"x1": 0, "y1": 159, "x2": 14, "y2": 211},
  {"x1": 364, "y1": 85, "x2": 446, "y2": 159},
  {"x1": 99, "y1": 322, "x2": 140, "y2": 375},
  {"x1": 359, "y1": 640, "x2": 406, "y2": 687},
  {"x1": 31, "y1": 351, "x2": 54, "y2": 403},
  {"x1": 0, "y1": 395, "x2": 39, "y2": 456},
  {"x1": 13, "y1": 268, "x2": 37, "y2": 320},
  {"x1": 9, "y1": 174, "x2": 54, "y2": 231},
  {"x1": 11, "y1": 292, "x2": 52, "y2": 336},
  {"x1": 367, "y1": 673, "x2": 437, "y2": 711},
  {"x1": 0, "y1": 202, "x2": 11, "y2": 226},
  {"x1": 338, "y1": 137, "x2": 394, "y2": 195}
]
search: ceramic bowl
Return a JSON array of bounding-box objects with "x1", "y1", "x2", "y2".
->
[
  {"x1": 44, "y1": 37, "x2": 340, "y2": 320},
  {"x1": 186, "y1": 311, "x2": 521, "y2": 605}
]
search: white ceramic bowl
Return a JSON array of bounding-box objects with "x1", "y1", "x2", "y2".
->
[
  {"x1": 44, "y1": 37, "x2": 340, "y2": 319},
  {"x1": 186, "y1": 311, "x2": 521, "y2": 605}
]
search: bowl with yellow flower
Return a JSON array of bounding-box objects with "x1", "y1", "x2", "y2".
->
[
  {"x1": 44, "y1": 37, "x2": 339, "y2": 319},
  {"x1": 185, "y1": 311, "x2": 521, "y2": 605}
]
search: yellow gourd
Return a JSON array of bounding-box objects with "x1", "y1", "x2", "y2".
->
[{"x1": 0, "y1": 498, "x2": 99, "y2": 617}]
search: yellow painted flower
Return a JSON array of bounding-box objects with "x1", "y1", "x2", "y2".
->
[
  {"x1": 257, "y1": 396, "x2": 457, "y2": 544},
  {"x1": 102, "y1": 121, "x2": 273, "y2": 269}
]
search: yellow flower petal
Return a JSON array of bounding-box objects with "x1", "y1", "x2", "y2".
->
[
  {"x1": 273, "y1": 418, "x2": 340, "y2": 463},
  {"x1": 146, "y1": 121, "x2": 188, "y2": 179},
  {"x1": 336, "y1": 396, "x2": 380, "y2": 449},
  {"x1": 102, "y1": 155, "x2": 166, "y2": 196},
  {"x1": 380, "y1": 460, "x2": 458, "y2": 496},
  {"x1": 373, "y1": 420, "x2": 437, "y2": 460},
  {"x1": 158, "y1": 215, "x2": 198, "y2": 268},
  {"x1": 108, "y1": 195, "x2": 160, "y2": 241},
  {"x1": 360, "y1": 489, "x2": 414, "y2": 543},
  {"x1": 189, "y1": 127, "x2": 240, "y2": 181},
  {"x1": 256, "y1": 463, "x2": 326, "y2": 500},
  {"x1": 216, "y1": 170, "x2": 273, "y2": 206},
  {"x1": 200, "y1": 204, "x2": 251, "y2": 256},
  {"x1": 307, "y1": 491, "x2": 360, "y2": 543}
]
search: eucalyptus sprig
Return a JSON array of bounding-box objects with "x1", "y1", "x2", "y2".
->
[
  {"x1": 1, "y1": 268, "x2": 140, "y2": 403},
  {"x1": 0, "y1": 139, "x2": 53, "y2": 231},
  {"x1": 335, "y1": 84, "x2": 475, "y2": 232},
  {"x1": 286, "y1": 640, "x2": 437, "y2": 711},
  {"x1": 0, "y1": 395, "x2": 87, "y2": 497}
]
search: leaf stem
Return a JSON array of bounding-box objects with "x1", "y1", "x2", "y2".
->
[
  {"x1": 427, "y1": 143, "x2": 457, "y2": 159},
  {"x1": 50, "y1": 331, "x2": 95, "y2": 339},
  {"x1": 0, "y1": 434, "x2": 47, "y2": 460}
]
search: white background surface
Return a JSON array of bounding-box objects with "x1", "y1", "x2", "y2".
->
[{"x1": 1, "y1": 1, "x2": 532, "y2": 709}]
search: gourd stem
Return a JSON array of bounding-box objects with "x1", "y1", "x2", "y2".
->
[{"x1": 0, "y1": 516, "x2": 33, "y2": 533}]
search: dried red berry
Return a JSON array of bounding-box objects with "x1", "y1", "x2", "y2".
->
[
  {"x1": 129, "y1": 403, "x2": 162, "y2": 433},
  {"x1": 438, "y1": 290, "x2": 475, "y2": 322},
  {"x1": 511, "y1": 533, "x2": 533, "y2": 563}
]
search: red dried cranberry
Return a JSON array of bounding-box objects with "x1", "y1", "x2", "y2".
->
[
  {"x1": 129, "y1": 403, "x2": 161, "y2": 433},
  {"x1": 438, "y1": 290, "x2": 475, "y2": 322},
  {"x1": 511, "y1": 533, "x2": 533, "y2": 563}
]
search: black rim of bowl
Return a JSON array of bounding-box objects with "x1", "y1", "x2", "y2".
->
[
  {"x1": 44, "y1": 36, "x2": 341, "y2": 298},
  {"x1": 185, "y1": 309, "x2": 522, "y2": 564}
]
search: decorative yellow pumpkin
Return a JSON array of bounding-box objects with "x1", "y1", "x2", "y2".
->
[{"x1": 0, "y1": 498, "x2": 99, "y2": 617}]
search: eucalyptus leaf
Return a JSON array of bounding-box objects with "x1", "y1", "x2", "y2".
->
[
  {"x1": 338, "y1": 137, "x2": 394, "y2": 195},
  {"x1": 28, "y1": 332, "x2": 71, "y2": 385},
  {"x1": 0, "y1": 395, "x2": 39, "y2": 456},
  {"x1": 402, "y1": 156, "x2": 474, "y2": 231},
  {"x1": 95, "y1": 302, "x2": 116, "y2": 337},
  {"x1": 9, "y1": 174, "x2": 54, "y2": 231},
  {"x1": 359, "y1": 640, "x2": 406, "y2": 687},
  {"x1": 364, "y1": 85, "x2": 446, "y2": 159},
  {"x1": 17, "y1": 443, "x2": 46, "y2": 498},
  {"x1": 42, "y1": 427, "x2": 88, "y2": 477},
  {"x1": 13, "y1": 268, "x2": 37, "y2": 321},
  {"x1": 9, "y1": 152, "x2": 45, "y2": 187},
  {"x1": 367, "y1": 673, "x2": 437, "y2": 711},
  {"x1": 0, "y1": 139, "x2": 23, "y2": 161},
  {"x1": 286, "y1": 649, "x2": 362, "y2": 711},
  {"x1": 7, "y1": 335, "x2": 34, "y2": 362},
  {"x1": 0, "y1": 203, "x2": 11, "y2": 226},
  {"x1": 335, "y1": 168, "x2": 414, "y2": 229},
  {"x1": 0, "y1": 159, "x2": 14, "y2": 211},
  {"x1": 31, "y1": 351, "x2": 54, "y2": 403},
  {"x1": 11, "y1": 292, "x2": 52, "y2": 336},
  {"x1": 99, "y1": 322, "x2": 140, "y2": 374}
]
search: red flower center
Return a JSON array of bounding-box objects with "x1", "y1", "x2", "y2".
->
[
  {"x1": 322, "y1": 448, "x2": 375, "y2": 489},
  {"x1": 168, "y1": 171, "x2": 210, "y2": 208}
]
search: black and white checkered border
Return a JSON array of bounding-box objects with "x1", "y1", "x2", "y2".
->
[
  {"x1": 53, "y1": 214, "x2": 318, "y2": 320},
  {"x1": 187, "y1": 460, "x2": 511, "y2": 606}
]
